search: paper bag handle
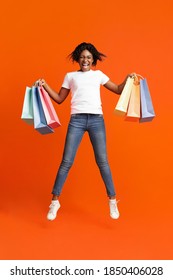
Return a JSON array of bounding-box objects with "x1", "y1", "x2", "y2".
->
[{"x1": 136, "y1": 73, "x2": 144, "y2": 80}]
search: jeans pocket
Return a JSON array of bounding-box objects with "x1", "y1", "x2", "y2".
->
[{"x1": 71, "y1": 114, "x2": 78, "y2": 118}]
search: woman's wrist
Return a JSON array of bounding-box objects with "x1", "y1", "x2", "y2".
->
[{"x1": 42, "y1": 82, "x2": 47, "y2": 89}]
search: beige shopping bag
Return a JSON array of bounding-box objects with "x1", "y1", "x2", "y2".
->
[{"x1": 114, "y1": 77, "x2": 134, "y2": 115}]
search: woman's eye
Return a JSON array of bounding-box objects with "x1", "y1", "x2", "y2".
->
[{"x1": 80, "y1": 56, "x2": 92, "y2": 59}]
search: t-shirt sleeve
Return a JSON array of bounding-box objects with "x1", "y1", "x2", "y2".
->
[
  {"x1": 62, "y1": 73, "x2": 70, "y2": 89},
  {"x1": 100, "y1": 71, "x2": 110, "y2": 85}
]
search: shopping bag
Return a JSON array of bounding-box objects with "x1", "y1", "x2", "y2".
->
[
  {"x1": 38, "y1": 86, "x2": 61, "y2": 128},
  {"x1": 127, "y1": 82, "x2": 140, "y2": 118},
  {"x1": 21, "y1": 87, "x2": 34, "y2": 124},
  {"x1": 32, "y1": 86, "x2": 54, "y2": 135},
  {"x1": 114, "y1": 77, "x2": 134, "y2": 115},
  {"x1": 140, "y1": 78, "x2": 155, "y2": 122}
]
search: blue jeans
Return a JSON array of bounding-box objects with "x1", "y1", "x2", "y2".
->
[{"x1": 52, "y1": 114, "x2": 116, "y2": 197}]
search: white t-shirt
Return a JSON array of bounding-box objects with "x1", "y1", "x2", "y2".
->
[{"x1": 62, "y1": 70, "x2": 109, "y2": 114}]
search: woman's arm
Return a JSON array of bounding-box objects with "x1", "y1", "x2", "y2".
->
[
  {"x1": 104, "y1": 74, "x2": 135, "y2": 95},
  {"x1": 36, "y1": 79, "x2": 70, "y2": 104}
]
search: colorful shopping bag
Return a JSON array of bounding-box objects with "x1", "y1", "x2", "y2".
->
[
  {"x1": 21, "y1": 87, "x2": 34, "y2": 124},
  {"x1": 127, "y1": 82, "x2": 140, "y2": 118},
  {"x1": 114, "y1": 77, "x2": 134, "y2": 115},
  {"x1": 38, "y1": 86, "x2": 61, "y2": 129},
  {"x1": 140, "y1": 78, "x2": 155, "y2": 122},
  {"x1": 32, "y1": 86, "x2": 54, "y2": 135}
]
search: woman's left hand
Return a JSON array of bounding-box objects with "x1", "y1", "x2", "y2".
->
[
  {"x1": 128, "y1": 73, "x2": 139, "y2": 85},
  {"x1": 128, "y1": 73, "x2": 137, "y2": 79}
]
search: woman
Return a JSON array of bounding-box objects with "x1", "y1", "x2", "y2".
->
[{"x1": 37, "y1": 42, "x2": 134, "y2": 221}]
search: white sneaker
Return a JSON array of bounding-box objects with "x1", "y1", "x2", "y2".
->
[
  {"x1": 47, "y1": 200, "x2": 60, "y2": 221},
  {"x1": 109, "y1": 199, "x2": 120, "y2": 219}
]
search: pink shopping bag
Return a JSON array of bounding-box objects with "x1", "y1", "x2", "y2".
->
[{"x1": 38, "y1": 86, "x2": 61, "y2": 128}]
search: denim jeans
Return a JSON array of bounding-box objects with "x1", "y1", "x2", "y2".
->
[{"x1": 52, "y1": 114, "x2": 116, "y2": 197}]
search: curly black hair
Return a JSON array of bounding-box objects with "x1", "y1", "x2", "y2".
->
[{"x1": 68, "y1": 42, "x2": 106, "y2": 66}]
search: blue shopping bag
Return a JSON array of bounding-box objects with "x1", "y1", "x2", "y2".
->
[
  {"x1": 140, "y1": 78, "x2": 155, "y2": 122},
  {"x1": 32, "y1": 86, "x2": 54, "y2": 135},
  {"x1": 21, "y1": 87, "x2": 34, "y2": 124}
]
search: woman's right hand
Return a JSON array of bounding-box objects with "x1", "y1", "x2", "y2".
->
[{"x1": 33, "y1": 78, "x2": 46, "y2": 87}]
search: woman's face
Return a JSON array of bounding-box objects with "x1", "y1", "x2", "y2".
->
[{"x1": 78, "y1": 49, "x2": 94, "y2": 72}]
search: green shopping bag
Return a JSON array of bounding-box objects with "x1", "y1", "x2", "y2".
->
[{"x1": 21, "y1": 87, "x2": 34, "y2": 124}]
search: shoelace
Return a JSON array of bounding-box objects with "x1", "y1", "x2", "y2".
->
[
  {"x1": 110, "y1": 199, "x2": 120, "y2": 205},
  {"x1": 110, "y1": 200, "x2": 120, "y2": 212},
  {"x1": 49, "y1": 203, "x2": 58, "y2": 212}
]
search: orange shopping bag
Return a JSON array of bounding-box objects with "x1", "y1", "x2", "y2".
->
[{"x1": 127, "y1": 76, "x2": 140, "y2": 118}]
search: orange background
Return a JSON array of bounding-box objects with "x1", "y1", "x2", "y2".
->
[{"x1": 0, "y1": 0, "x2": 173, "y2": 260}]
